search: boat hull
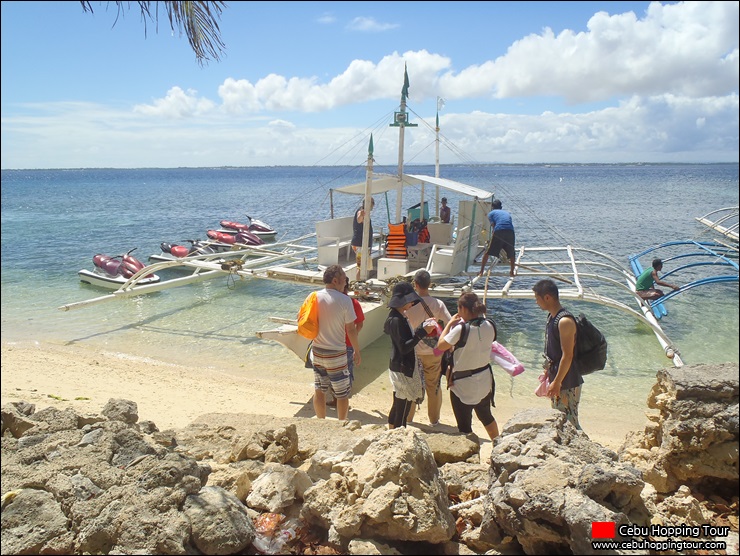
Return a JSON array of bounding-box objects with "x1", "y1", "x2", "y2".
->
[{"x1": 78, "y1": 269, "x2": 161, "y2": 289}]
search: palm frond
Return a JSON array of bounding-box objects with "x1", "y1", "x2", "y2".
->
[{"x1": 80, "y1": 1, "x2": 227, "y2": 66}]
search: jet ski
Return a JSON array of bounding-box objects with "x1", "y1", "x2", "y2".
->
[
  {"x1": 79, "y1": 248, "x2": 160, "y2": 289},
  {"x1": 219, "y1": 215, "x2": 277, "y2": 239}
]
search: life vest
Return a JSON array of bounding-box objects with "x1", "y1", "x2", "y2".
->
[{"x1": 385, "y1": 222, "x2": 407, "y2": 259}]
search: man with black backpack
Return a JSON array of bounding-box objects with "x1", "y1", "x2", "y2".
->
[{"x1": 532, "y1": 278, "x2": 584, "y2": 431}]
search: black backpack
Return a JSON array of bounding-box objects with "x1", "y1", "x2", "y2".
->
[{"x1": 554, "y1": 311, "x2": 608, "y2": 375}]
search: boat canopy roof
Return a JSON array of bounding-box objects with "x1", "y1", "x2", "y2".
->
[{"x1": 332, "y1": 173, "x2": 494, "y2": 200}]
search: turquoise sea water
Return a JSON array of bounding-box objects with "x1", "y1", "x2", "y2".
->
[{"x1": 2, "y1": 164, "x2": 738, "y2": 428}]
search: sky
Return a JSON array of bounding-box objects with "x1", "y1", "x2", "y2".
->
[{"x1": 1, "y1": 1, "x2": 738, "y2": 169}]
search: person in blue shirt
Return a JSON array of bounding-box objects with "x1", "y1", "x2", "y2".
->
[{"x1": 478, "y1": 199, "x2": 516, "y2": 277}]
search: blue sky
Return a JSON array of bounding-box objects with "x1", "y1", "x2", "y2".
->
[{"x1": 2, "y1": 1, "x2": 738, "y2": 169}]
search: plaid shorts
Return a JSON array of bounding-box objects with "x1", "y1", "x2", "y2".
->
[{"x1": 312, "y1": 346, "x2": 351, "y2": 399}]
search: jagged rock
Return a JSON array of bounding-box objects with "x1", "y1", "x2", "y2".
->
[
  {"x1": 439, "y1": 461, "x2": 489, "y2": 496},
  {"x1": 304, "y1": 448, "x2": 356, "y2": 481},
  {"x1": 348, "y1": 538, "x2": 402, "y2": 554},
  {"x1": 301, "y1": 427, "x2": 456, "y2": 546},
  {"x1": 1, "y1": 488, "x2": 75, "y2": 555},
  {"x1": 29, "y1": 406, "x2": 80, "y2": 435},
  {"x1": 424, "y1": 432, "x2": 481, "y2": 465},
  {"x1": 2, "y1": 363, "x2": 737, "y2": 556},
  {"x1": 620, "y1": 363, "x2": 739, "y2": 494},
  {"x1": 246, "y1": 463, "x2": 312, "y2": 513},
  {"x1": 205, "y1": 459, "x2": 265, "y2": 502},
  {"x1": 231, "y1": 423, "x2": 299, "y2": 464},
  {"x1": 479, "y1": 408, "x2": 649, "y2": 555},
  {"x1": 0, "y1": 402, "x2": 36, "y2": 438},
  {"x1": 101, "y1": 398, "x2": 139, "y2": 425},
  {"x1": 184, "y1": 485, "x2": 256, "y2": 554}
]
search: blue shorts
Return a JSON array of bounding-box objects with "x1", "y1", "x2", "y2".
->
[{"x1": 312, "y1": 346, "x2": 351, "y2": 399}]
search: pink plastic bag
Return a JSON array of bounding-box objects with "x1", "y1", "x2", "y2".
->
[
  {"x1": 489, "y1": 341, "x2": 525, "y2": 377},
  {"x1": 535, "y1": 371, "x2": 550, "y2": 397}
]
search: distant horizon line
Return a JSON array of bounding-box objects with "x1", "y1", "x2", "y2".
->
[{"x1": 3, "y1": 161, "x2": 738, "y2": 172}]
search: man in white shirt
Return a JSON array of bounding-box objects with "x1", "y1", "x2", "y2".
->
[{"x1": 311, "y1": 265, "x2": 361, "y2": 420}]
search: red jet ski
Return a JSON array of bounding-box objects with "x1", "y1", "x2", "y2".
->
[
  {"x1": 79, "y1": 248, "x2": 160, "y2": 289},
  {"x1": 219, "y1": 215, "x2": 277, "y2": 239},
  {"x1": 209, "y1": 228, "x2": 264, "y2": 246}
]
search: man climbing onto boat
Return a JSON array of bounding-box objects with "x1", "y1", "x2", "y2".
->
[
  {"x1": 351, "y1": 197, "x2": 375, "y2": 281},
  {"x1": 635, "y1": 258, "x2": 680, "y2": 301},
  {"x1": 478, "y1": 199, "x2": 516, "y2": 277}
]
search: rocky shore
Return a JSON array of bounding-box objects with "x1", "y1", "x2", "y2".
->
[{"x1": 2, "y1": 363, "x2": 738, "y2": 555}]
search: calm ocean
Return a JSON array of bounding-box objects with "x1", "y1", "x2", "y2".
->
[{"x1": 2, "y1": 164, "x2": 738, "y2": 420}]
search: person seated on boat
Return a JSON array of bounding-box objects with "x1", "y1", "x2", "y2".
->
[
  {"x1": 440, "y1": 197, "x2": 451, "y2": 224},
  {"x1": 351, "y1": 197, "x2": 375, "y2": 281},
  {"x1": 635, "y1": 258, "x2": 680, "y2": 301},
  {"x1": 478, "y1": 199, "x2": 516, "y2": 277}
]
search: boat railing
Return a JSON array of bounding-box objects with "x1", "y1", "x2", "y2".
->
[{"x1": 695, "y1": 206, "x2": 739, "y2": 243}]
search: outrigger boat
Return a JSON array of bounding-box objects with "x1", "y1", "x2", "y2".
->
[
  {"x1": 252, "y1": 69, "x2": 690, "y2": 368},
  {"x1": 695, "y1": 206, "x2": 739, "y2": 248},
  {"x1": 58, "y1": 67, "x2": 693, "y2": 368},
  {"x1": 627, "y1": 237, "x2": 738, "y2": 364}
]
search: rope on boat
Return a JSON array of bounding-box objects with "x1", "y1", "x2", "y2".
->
[{"x1": 221, "y1": 260, "x2": 244, "y2": 290}]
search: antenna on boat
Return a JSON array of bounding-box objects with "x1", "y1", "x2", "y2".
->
[{"x1": 390, "y1": 63, "x2": 417, "y2": 223}]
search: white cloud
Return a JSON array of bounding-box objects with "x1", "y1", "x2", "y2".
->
[
  {"x1": 346, "y1": 16, "x2": 400, "y2": 32},
  {"x1": 3, "y1": 1, "x2": 738, "y2": 168},
  {"x1": 436, "y1": 1, "x2": 739, "y2": 103},
  {"x1": 135, "y1": 2, "x2": 737, "y2": 116},
  {"x1": 317, "y1": 12, "x2": 336, "y2": 24},
  {"x1": 4, "y1": 90, "x2": 736, "y2": 169},
  {"x1": 133, "y1": 87, "x2": 215, "y2": 118}
]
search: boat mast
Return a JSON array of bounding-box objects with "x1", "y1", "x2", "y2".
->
[
  {"x1": 435, "y1": 97, "x2": 443, "y2": 218},
  {"x1": 390, "y1": 64, "x2": 417, "y2": 223},
  {"x1": 360, "y1": 135, "x2": 374, "y2": 281}
]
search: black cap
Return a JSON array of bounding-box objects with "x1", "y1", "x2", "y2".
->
[{"x1": 388, "y1": 281, "x2": 421, "y2": 308}]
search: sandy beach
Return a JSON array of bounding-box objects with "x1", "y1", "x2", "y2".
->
[{"x1": 1, "y1": 340, "x2": 650, "y2": 458}]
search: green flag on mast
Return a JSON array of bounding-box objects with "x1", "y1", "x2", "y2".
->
[{"x1": 401, "y1": 64, "x2": 410, "y2": 99}]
